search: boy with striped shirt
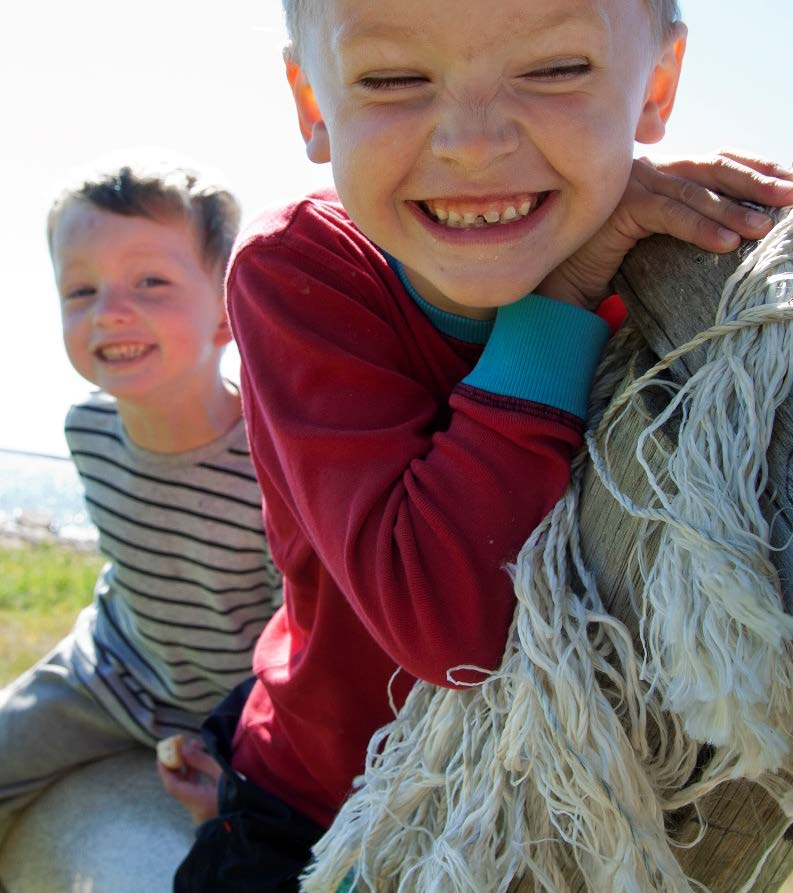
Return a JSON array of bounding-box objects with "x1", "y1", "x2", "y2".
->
[{"x1": 0, "y1": 157, "x2": 282, "y2": 842}]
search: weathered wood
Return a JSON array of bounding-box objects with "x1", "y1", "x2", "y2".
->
[
  {"x1": 614, "y1": 236, "x2": 793, "y2": 595},
  {"x1": 576, "y1": 380, "x2": 791, "y2": 892},
  {"x1": 614, "y1": 237, "x2": 742, "y2": 381},
  {"x1": 511, "y1": 233, "x2": 792, "y2": 892}
]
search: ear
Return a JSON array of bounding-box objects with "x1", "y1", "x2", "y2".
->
[
  {"x1": 285, "y1": 59, "x2": 331, "y2": 164},
  {"x1": 634, "y1": 24, "x2": 687, "y2": 144},
  {"x1": 212, "y1": 303, "x2": 233, "y2": 348}
]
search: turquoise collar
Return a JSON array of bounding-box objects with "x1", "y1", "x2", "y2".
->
[{"x1": 384, "y1": 253, "x2": 493, "y2": 346}]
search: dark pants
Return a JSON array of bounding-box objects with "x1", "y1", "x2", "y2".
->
[{"x1": 173, "y1": 678, "x2": 325, "y2": 892}]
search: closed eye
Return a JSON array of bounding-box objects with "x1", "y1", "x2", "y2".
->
[
  {"x1": 139, "y1": 276, "x2": 170, "y2": 288},
  {"x1": 65, "y1": 286, "x2": 96, "y2": 300},
  {"x1": 523, "y1": 62, "x2": 591, "y2": 81},
  {"x1": 358, "y1": 75, "x2": 428, "y2": 91}
]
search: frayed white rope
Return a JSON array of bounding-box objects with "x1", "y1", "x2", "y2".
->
[
  {"x1": 587, "y1": 208, "x2": 793, "y2": 777},
  {"x1": 302, "y1": 208, "x2": 793, "y2": 893}
]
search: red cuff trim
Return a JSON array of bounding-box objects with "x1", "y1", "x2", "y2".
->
[{"x1": 596, "y1": 294, "x2": 627, "y2": 336}]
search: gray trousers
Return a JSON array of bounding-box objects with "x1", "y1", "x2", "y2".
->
[{"x1": 0, "y1": 633, "x2": 141, "y2": 847}]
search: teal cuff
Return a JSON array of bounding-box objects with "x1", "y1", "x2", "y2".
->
[
  {"x1": 336, "y1": 872, "x2": 356, "y2": 893},
  {"x1": 384, "y1": 253, "x2": 493, "y2": 345},
  {"x1": 461, "y1": 294, "x2": 610, "y2": 419}
]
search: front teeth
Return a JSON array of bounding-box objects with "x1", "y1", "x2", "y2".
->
[
  {"x1": 99, "y1": 344, "x2": 149, "y2": 361},
  {"x1": 423, "y1": 195, "x2": 544, "y2": 228}
]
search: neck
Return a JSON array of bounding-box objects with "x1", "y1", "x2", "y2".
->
[{"x1": 116, "y1": 375, "x2": 241, "y2": 454}]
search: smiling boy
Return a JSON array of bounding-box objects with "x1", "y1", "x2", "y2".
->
[
  {"x1": 168, "y1": 1, "x2": 793, "y2": 889},
  {"x1": 0, "y1": 158, "x2": 282, "y2": 845}
]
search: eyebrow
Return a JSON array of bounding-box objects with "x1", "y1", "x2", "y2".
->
[
  {"x1": 332, "y1": 9, "x2": 609, "y2": 53},
  {"x1": 332, "y1": 20, "x2": 423, "y2": 51},
  {"x1": 56, "y1": 247, "x2": 193, "y2": 282}
]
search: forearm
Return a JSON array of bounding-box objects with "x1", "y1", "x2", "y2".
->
[{"x1": 230, "y1": 242, "x2": 608, "y2": 685}]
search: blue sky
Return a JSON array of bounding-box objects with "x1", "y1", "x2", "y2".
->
[{"x1": 1, "y1": 0, "x2": 790, "y2": 455}]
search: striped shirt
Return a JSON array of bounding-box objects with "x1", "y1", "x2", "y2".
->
[{"x1": 65, "y1": 391, "x2": 282, "y2": 743}]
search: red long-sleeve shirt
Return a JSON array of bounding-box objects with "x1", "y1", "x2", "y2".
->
[{"x1": 226, "y1": 192, "x2": 613, "y2": 827}]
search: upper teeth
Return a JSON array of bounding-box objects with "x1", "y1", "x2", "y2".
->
[
  {"x1": 422, "y1": 195, "x2": 544, "y2": 228},
  {"x1": 99, "y1": 344, "x2": 149, "y2": 360}
]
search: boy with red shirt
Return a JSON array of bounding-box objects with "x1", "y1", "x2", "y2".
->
[{"x1": 164, "y1": 0, "x2": 793, "y2": 888}]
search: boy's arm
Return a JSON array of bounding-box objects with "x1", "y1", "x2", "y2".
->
[
  {"x1": 539, "y1": 150, "x2": 793, "y2": 307},
  {"x1": 228, "y1": 233, "x2": 607, "y2": 687}
]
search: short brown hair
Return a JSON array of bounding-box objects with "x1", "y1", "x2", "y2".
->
[{"x1": 47, "y1": 155, "x2": 241, "y2": 275}]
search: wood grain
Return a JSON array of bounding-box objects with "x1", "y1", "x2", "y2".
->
[{"x1": 615, "y1": 236, "x2": 793, "y2": 594}]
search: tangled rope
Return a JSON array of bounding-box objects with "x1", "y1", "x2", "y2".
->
[{"x1": 302, "y1": 207, "x2": 793, "y2": 893}]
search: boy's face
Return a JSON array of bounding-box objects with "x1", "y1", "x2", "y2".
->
[
  {"x1": 292, "y1": 0, "x2": 679, "y2": 316},
  {"x1": 51, "y1": 201, "x2": 229, "y2": 407}
]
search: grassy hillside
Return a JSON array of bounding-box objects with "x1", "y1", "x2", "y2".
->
[{"x1": 0, "y1": 542, "x2": 102, "y2": 685}]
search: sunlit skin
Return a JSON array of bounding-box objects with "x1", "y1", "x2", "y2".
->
[
  {"x1": 290, "y1": 0, "x2": 678, "y2": 317},
  {"x1": 159, "y1": 0, "x2": 793, "y2": 826},
  {"x1": 288, "y1": 0, "x2": 793, "y2": 319},
  {"x1": 51, "y1": 201, "x2": 239, "y2": 453}
]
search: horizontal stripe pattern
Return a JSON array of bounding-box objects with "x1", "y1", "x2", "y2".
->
[{"x1": 65, "y1": 391, "x2": 282, "y2": 732}]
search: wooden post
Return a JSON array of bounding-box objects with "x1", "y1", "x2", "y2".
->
[
  {"x1": 615, "y1": 235, "x2": 793, "y2": 589},
  {"x1": 513, "y1": 233, "x2": 792, "y2": 892}
]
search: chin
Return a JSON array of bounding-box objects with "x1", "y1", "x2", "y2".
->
[{"x1": 446, "y1": 281, "x2": 540, "y2": 313}]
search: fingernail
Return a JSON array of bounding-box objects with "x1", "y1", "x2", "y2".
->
[
  {"x1": 746, "y1": 211, "x2": 771, "y2": 228},
  {"x1": 718, "y1": 227, "x2": 740, "y2": 246}
]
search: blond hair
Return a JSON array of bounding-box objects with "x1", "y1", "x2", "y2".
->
[{"x1": 282, "y1": 0, "x2": 682, "y2": 61}]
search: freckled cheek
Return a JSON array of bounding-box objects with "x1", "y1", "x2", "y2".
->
[
  {"x1": 331, "y1": 107, "x2": 424, "y2": 190},
  {"x1": 523, "y1": 95, "x2": 636, "y2": 182}
]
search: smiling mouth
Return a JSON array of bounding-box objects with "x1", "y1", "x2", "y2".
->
[
  {"x1": 95, "y1": 343, "x2": 155, "y2": 363},
  {"x1": 418, "y1": 192, "x2": 549, "y2": 228}
]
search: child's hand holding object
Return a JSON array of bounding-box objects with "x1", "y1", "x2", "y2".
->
[
  {"x1": 157, "y1": 736, "x2": 222, "y2": 826},
  {"x1": 539, "y1": 151, "x2": 793, "y2": 308}
]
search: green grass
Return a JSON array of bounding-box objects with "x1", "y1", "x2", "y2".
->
[{"x1": 0, "y1": 542, "x2": 103, "y2": 686}]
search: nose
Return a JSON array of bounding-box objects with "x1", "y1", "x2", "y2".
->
[
  {"x1": 93, "y1": 286, "x2": 135, "y2": 328},
  {"x1": 431, "y1": 95, "x2": 520, "y2": 171}
]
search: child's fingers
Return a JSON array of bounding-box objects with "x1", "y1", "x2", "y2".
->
[
  {"x1": 717, "y1": 150, "x2": 793, "y2": 182},
  {"x1": 631, "y1": 159, "x2": 783, "y2": 246},
  {"x1": 643, "y1": 171, "x2": 774, "y2": 242},
  {"x1": 180, "y1": 738, "x2": 223, "y2": 782},
  {"x1": 648, "y1": 150, "x2": 793, "y2": 184},
  {"x1": 665, "y1": 203, "x2": 742, "y2": 253},
  {"x1": 156, "y1": 757, "x2": 188, "y2": 797},
  {"x1": 645, "y1": 152, "x2": 793, "y2": 207},
  {"x1": 630, "y1": 190, "x2": 741, "y2": 254},
  {"x1": 156, "y1": 755, "x2": 221, "y2": 824}
]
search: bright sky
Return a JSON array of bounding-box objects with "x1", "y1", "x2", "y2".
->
[{"x1": 1, "y1": 0, "x2": 790, "y2": 456}]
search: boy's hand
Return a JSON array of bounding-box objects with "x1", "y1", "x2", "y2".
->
[
  {"x1": 539, "y1": 151, "x2": 793, "y2": 310},
  {"x1": 156, "y1": 736, "x2": 222, "y2": 825}
]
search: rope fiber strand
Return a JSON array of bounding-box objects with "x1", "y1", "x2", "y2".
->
[{"x1": 301, "y1": 206, "x2": 793, "y2": 893}]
